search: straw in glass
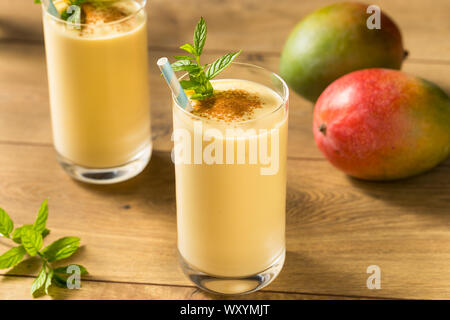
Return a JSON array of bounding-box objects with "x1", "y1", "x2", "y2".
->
[
  {"x1": 47, "y1": 0, "x2": 61, "y2": 17},
  {"x1": 157, "y1": 57, "x2": 193, "y2": 112}
]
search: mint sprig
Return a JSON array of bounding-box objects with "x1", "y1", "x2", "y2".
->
[
  {"x1": 0, "y1": 200, "x2": 87, "y2": 297},
  {"x1": 171, "y1": 17, "x2": 242, "y2": 100}
]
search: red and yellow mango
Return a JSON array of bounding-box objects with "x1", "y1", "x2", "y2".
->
[{"x1": 313, "y1": 68, "x2": 450, "y2": 180}]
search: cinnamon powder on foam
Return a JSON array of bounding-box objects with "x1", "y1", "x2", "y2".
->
[
  {"x1": 78, "y1": 2, "x2": 136, "y2": 36},
  {"x1": 192, "y1": 90, "x2": 263, "y2": 122},
  {"x1": 82, "y1": 3, "x2": 127, "y2": 24}
]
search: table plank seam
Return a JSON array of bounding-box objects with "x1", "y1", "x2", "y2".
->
[
  {"x1": 1, "y1": 140, "x2": 449, "y2": 167},
  {"x1": 0, "y1": 140, "x2": 330, "y2": 161},
  {"x1": 1, "y1": 38, "x2": 449, "y2": 65},
  {"x1": 0, "y1": 274, "x2": 398, "y2": 299},
  {"x1": 0, "y1": 140, "x2": 52, "y2": 148}
]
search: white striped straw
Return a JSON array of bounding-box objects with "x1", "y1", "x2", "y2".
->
[
  {"x1": 47, "y1": 0, "x2": 60, "y2": 17},
  {"x1": 157, "y1": 57, "x2": 193, "y2": 112}
]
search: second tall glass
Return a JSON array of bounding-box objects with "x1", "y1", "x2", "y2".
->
[{"x1": 42, "y1": 0, "x2": 152, "y2": 184}]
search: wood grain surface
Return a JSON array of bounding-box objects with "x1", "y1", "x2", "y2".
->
[
  {"x1": 1, "y1": 0, "x2": 449, "y2": 61},
  {"x1": 0, "y1": 0, "x2": 449, "y2": 300}
]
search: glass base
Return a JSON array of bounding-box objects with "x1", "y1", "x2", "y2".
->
[
  {"x1": 56, "y1": 144, "x2": 152, "y2": 184},
  {"x1": 179, "y1": 250, "x2": 285, "y2": 295}
]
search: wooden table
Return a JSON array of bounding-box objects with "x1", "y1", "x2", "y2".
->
[{"x1": 0, "y1": 0, "x2": 449, "y2": 300}]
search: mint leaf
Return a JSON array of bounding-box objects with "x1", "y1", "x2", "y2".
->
[
  {"x1": 171, "y1": 60, "x2": 200, "y2": 73},
  {"x1": 193, "y1": 17, "x2": 207, "y2": 56},
  {"x1": 12, "y1": 224, "x2": 49, "y2": 244},
  {"x1": 12, "y1": 224, "x2": 33, "y2": 244},
  {"x1": 0, "y1": 208, "x2": 14, "y2": 237},
  {"x1": 42, "y1": 237, "x2": 80, "y2": 262},
  {"x1": 179, "y1": 43, "x2": 196, "y2": 56},
  {"x1": 42, "y1": 228, "x2": 51, "y2": 239},
  {"x1": 190, "y1": 93, "x2": 209, "y2": 100},
  {"x1": 21, "y1": 228, "x2": 43, "y2": 257},
  {"x1": 180, "y1": 80, "x2": 201, "y2": 90},
  {"x1": 174, "y1": 55, "x2": 195, "y2": 60},
  {"x1": 72, "y1": 0, "x2": 88, "y2": 5},
  {"x1": 31, "y1": 264, "x2": 47, "y2": 296},
  {"x1": 54, "y1": 264, "x2": 88, "y2": 276},
  {"x1": 0, "y1": 246, "x2": 26, "y2": 269},
  {"x1": 33, "y1": 199, "x2": 48, "y2": 234},
  {"x1": 52, "y1": 264, "x2": 88, "y2": 289},
  {"x1": 44, "y1": 268, "x2": 53, "y2": 295},
  {"x1": 52, "y1": 273, "x2": 68, "y2": 288},
  {"x1": 206, "y1": 51, "x2": 241, "y2": 80}
]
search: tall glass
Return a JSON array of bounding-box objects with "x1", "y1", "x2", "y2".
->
[
  {"x1": 42, "y1": 0, "x2": 151, "y2": 184},
  {"x1": 172, "y1": 63, "x2": 289, "y2": 295}
]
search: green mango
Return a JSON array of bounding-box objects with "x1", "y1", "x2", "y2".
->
[{"x1": 280, "y1": 2, "x2": 405, "y2": 102}]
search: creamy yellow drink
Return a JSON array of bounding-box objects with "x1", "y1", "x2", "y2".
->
[
  {"x1": 42, "y1": 0, "x2": 151, "y2": 183},
  {"x1": 173, "y1": 75, "x2": 288, "y2": 294}
]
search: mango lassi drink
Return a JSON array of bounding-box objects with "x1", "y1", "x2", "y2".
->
[
  {"x1": 42, "y1": 0, "x2": 151, "y2": 183},
  {"x1": 172, "y1": 64, "x2": 289, "y2": 294}
]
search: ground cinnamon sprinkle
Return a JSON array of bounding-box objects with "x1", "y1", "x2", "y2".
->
[
  {"x1": 78, "y1": 2, "x2": 135, "y2": 37},
  {"x1": 192, "y1": 90, "x2": 262, "y2": 121},
  {"x1": 82, "y1": 3, "x2": 128, "y2": 24}
]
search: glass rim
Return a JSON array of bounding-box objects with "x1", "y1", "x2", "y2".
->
[
  {"x1": 172, "y1": 62, "x2": 289, "y2": 125},
  {"x1": 41, "y1": 0, "x2": 147, "y2": 27}
]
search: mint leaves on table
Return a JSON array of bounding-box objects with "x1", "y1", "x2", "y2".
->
[
  {"x1": 171, "y1": 17, "x2": 242, "y2": 100},
  {"x1": 0, "y1": 199, "x2": 87, "y2": 297}
]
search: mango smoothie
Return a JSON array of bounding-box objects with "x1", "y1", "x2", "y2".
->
[
  {"x1": 42, "y1": 0, "x2": 151, "y2": 183},
  {"x1": 173, "y1": 69, "x2": 289, "y2": 294}
]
